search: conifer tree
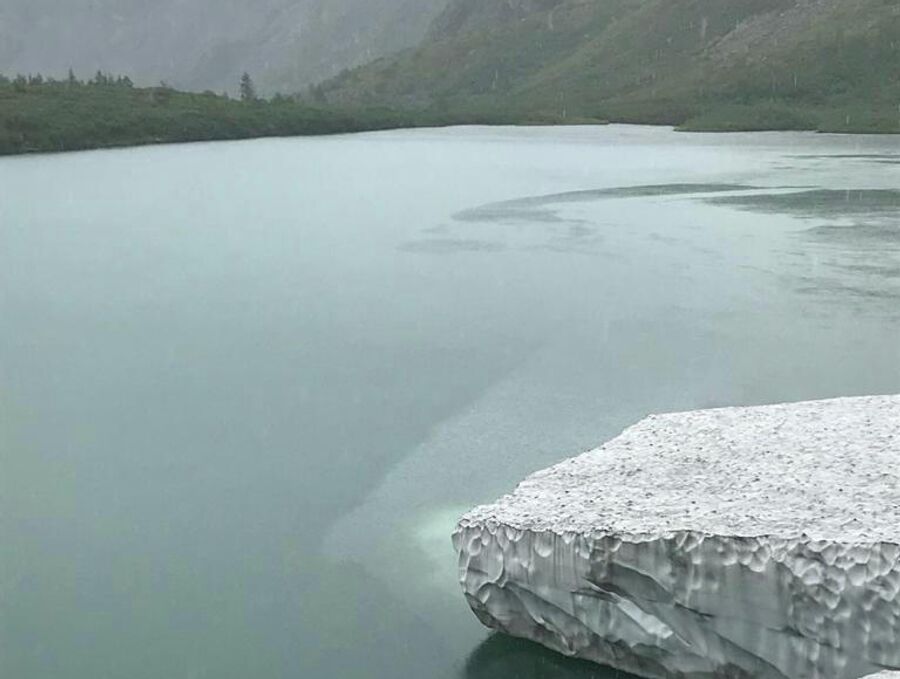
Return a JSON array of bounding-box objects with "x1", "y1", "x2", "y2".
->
[{"x1": 240, "y1": 72, "x2": 257, "y2": 102}]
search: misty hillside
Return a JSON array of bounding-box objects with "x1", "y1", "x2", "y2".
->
[
  {"x1": 317, "y1": 0, "x2": 900, "y2": 132},
  {"x1": 0, "y1": 0, "x2": 445, "y2": 94}
]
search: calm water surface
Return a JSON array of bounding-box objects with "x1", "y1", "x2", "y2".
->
[{"x1": 2, "y1": 126, "x2": 900, "y2": 678}]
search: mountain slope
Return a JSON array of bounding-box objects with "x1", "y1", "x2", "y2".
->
[
  {"x1": 316, "y1": 0, "x2": 900, "y2": 132},
  {"x1": 0, "y1": 0, "x2": 445, "y2": 94}
]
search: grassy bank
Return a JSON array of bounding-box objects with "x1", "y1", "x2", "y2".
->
[
  {"x1": 1, "y1": 72, "x2": 896, "y2": 159},
  {"x1": 0, "y1": 74, "x2": 424, "y2": 156},
  {"x1": 0, "y1": 74, "x2": 615, "y2": 157}
]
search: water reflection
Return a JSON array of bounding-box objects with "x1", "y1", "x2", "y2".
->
[
  {"x1": 463, "y1": 634, "x2": 638, "y2": 679},
  {"x1": 453, "y1": 183, "x2": 750, "y2": 225}
]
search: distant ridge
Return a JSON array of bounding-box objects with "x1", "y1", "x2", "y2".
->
[
  {"x1": 0, "y1": 0, "x2": 446, "y2": 95},
  {"x1": 315, "y1": 0, "x2": 900, "y2": 132}
]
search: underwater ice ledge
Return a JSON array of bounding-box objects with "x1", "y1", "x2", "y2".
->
[{"x1": 453, "y1": 395, "x2": 900, "y2": 679}]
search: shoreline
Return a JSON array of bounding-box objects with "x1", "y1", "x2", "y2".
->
[{"x1": 2, "y1": 118, "x2": 898, "y2": 160}]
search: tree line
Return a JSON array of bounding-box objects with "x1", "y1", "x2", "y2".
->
[
  {"x1": 1, "y1": 69, "x2": 282, "y2": 103},
  {"x1": 0, "y1": 69, "x2": 437, "y2": 156},
  {"x1": 1, "y1": 70, "x2": 134, "y2": 90}
]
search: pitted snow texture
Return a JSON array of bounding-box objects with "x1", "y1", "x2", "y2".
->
[
  {"x1": 460, "y1": 395, "x2": 900, "y2": 541},
  {"x1": 454, "y1": 395, "x2": 900, "y2": 679}
]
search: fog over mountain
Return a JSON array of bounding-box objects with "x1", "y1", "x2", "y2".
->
[
  {"x1": 0, "y1": 0, "x2": 445, "y2": 93},
  {"x1": 3, "y1": 0, "x2": 898, "y2": 134},
  {"x1": 319, "y1": 0, "x2": 900, "y2": 131}
]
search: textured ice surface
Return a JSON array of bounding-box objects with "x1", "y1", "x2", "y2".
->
[{"x1": 454, "y1": 395, "x2": 900, "y2": 679}]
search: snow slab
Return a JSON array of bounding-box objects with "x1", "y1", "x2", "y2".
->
[{"x1": 454, "y1": 395, "x2": 900, "y2": 679}]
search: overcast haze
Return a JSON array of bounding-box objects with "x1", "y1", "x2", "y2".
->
[{"x1": 0, "y1": 0, "x2": 445, "y2": 93}]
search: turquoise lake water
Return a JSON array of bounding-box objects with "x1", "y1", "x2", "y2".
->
[{"x1": 2, "y1": 125, "x2": 899, "y2": 678}]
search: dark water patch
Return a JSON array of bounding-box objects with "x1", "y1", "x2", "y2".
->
[
  {"x1": 836, "y1": 263, "x2": 900, "y2": 279},
  {"x1": 788, "y1": 154, "x2": 900, "y2": 161},
  {"x1": 400, "y1": 238, "x2": 506, "y2": 254},
  {"x1": 458, "y1": 204, "x2": 577, "y2": 224},
  {"x1": 804, "y1": 221, "x2": 900, "y2": 243},
  {"x1": 648, "y1": 232, "x2": 686, "y2": 247},
  {"x1": 526, "y1": 223, "x2": 605, "y2": 255},
  {"x1": 707, "y1": 189, "x2": 900, "y2": 220},
  {"x1": 463, "y1": 634, "x2": 635, "y2": 679},
  {"x1": 703, "y1": 189, "x2": 900, "y2": 305},
  {"x1": 456, "y1": 184, "x2": 752, "y2": 225},
  {"x1": 795, "y1": 281, "x2": 900, "y2": 301},
  {"x1": 791, "y1": 220, "x2": 900, "y2": 302},
  {"x1": 567, "y1": 224, "x2": 596, "y2": 239},
  {"x1": 423, "y1": 223, "x2": 451, "y2": 234},
  {"x1": 526, "y1": 242, "x2": 604, "y2": 256}
]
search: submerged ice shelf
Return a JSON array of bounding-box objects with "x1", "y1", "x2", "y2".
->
[{"x1": 453, "y1": 395, "x2": 900, "y2": 679}]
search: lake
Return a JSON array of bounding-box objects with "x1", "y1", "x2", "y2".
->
[{"x1": 2, "y1": 125, "x2": 899, "y2": 678}]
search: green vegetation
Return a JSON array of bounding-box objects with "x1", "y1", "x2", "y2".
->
[
  {"x1": 677, "y1": 103, "x2": 820, "y2": 132},
  {"x1": 0, "y1": 71, "x2": 426, "y2": 156},
  {"x1": 3, "y1": 0, "x2": 899, "y2": 155},
  {"x1": 239, "y1": 72, "x2": 258, "y2": 102},
  {"x1": 316, "y1": 0, "x2": 900, "y2": 134},
  {"x1": 0, "y1": 69, "x2": 602, "y2": 157}
]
